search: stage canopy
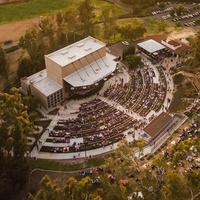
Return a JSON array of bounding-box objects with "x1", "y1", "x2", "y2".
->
[{"x1": 137, "y1": 39, "x2": 165, "y2": 53}]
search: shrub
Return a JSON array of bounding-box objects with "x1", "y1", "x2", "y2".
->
[
  {"x1": 173, "y1": 74, "x2": 184, "y2": 85},
  {"x1": 5, "y1": 45, "x2": 19, "y2": 53}
]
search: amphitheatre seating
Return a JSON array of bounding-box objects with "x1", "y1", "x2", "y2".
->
[
  {"x1": 41, "y1": 98, "x2": 137, "y2": 153},
  {"x1": 103, "y1": 67, "x2": 166, "y2": 116},
  {"x1": 103, "y1": 82, "x2": 133, "y2": 105}
]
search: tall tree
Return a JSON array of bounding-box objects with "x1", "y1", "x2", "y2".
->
[
  {"x1": 78, "y1": 0, "x2": 96, "y2": 37},
  {"x1": 17, "y1": 57, "x2": 35, "y2": 81},
  {"x1": 19, "y1": 30, "x2": 48, "y2": 72},
  {"x1": 126, "y1": 54, "x2": 142, "y2": 69},
  {"x1": 101, "y1": 8, "x2": 119, "y2": 43},
  {"x1": 0, "y1": 47, "x2": 8, "y2": 78},
  {"x1": 119, "y1": 18, "x2": 146, "y2": 41},
  {"x1": 0, "y1": 87, "x2": 33, "y2": 200},
  {"x1": 62, "y1": 6, "x2": 80, "y2": 43},
  {"x1": 157, "y1": 19, "x2": 168, "y2": 32}
]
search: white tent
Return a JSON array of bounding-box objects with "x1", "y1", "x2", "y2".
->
[{"x1": 137, "y1": 39, "x2": 165, "y2": 53}]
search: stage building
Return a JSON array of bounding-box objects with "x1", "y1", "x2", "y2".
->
[
  {"x1": 137, "y1": 36, "x2": 191, "y2": 61},
  {"x1": 149, "y1": 34, "x2": 192, "y2": 57},
  {"x1": 136, "y1": 39, "x2": 166, "y2": 60},
  {"x1": 20, "y1": 36, "x2": 118, "y2": 110},
  {"x1": 143, "y1": 112, "x2": 183, "y2": 144}
]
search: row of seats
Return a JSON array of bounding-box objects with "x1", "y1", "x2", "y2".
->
[{"x1": 41, "y1": 98, "x2": 137, "y2": 153}]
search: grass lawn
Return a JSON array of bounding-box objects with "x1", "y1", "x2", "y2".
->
[
  {"x1": 168, "y1": 84, "x2": 189, "y2": 113},
  {"x1": 0, "y1": 0, "x2": 80, "y2": 24},
  {"x1": 92, "y1": 0, "x2": 125, "y2": 17},
  {"x1": 0, "y1": 0, "x2": 125, "y2": 25},
  {"x1": 29, "y1": 156, "x2": 106, "y2": 171},
  {"x1": 143, "y1": 18, "x2": 160, "y2": 34}
]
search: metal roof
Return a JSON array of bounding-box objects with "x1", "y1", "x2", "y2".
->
[
  {"x1": 46, "y1": 36, "x2": 106, "y2": 67},
  {"x1": 63, "y1": 53, "x2": 117, "y2": 87},
  {"x1": 137, "y1": 39, "x2": 165, "y2": 53},
  {"x1": 143, "y1": 112, "x2": 172, "y2": 137},
  {"x1": 33, "y1": 77, "x2": 62, "y2": 97}
]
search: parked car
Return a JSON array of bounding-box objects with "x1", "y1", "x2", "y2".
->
[{"x1": 122, "y1": 41, "x2": 129, "y2": 46}]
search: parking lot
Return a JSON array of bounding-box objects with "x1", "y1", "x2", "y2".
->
[{"x1": 151, "y1": 2, "x2": 200, "y2": 27}]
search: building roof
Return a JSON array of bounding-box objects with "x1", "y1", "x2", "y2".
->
[
  {"x1": 33, "y1": 77, "x2": 62, "y2": 97},
  {"x1": 167, "y1": 40, "x2": 180, "y2": 47},
  {"x1": 63, "y1": 53, "x2": 117, "y2": 87},
  {"x1": 137, "y1": 39, "x2": 165, "y2": 53},
  {"x1": 23, "y1": 69, "x2": 47, "y2": 85},
  {"x1": 143, "y1": 112, "x2": 172, "y2": 138},
  {"x1": 149, "y1": 34, "x2": 191, "y2": 55},
  {"x1": 46, "y1": 36, "x2": 106, "y2": 67}
]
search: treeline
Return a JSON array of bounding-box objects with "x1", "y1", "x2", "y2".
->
[
  {"x1": 0, "y1": 88, "x2": 34, "y2": 200},
  {"x1": 28, "y1": 138, "x2": 200, "y2": 200}
]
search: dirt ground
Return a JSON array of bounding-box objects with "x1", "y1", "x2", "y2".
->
[
  {"x1": 0, "y1": 0, "x2": 9, "y2": 3},
  {"x1": 0, "y1": 18, "x2": 39, "y2": 43}
]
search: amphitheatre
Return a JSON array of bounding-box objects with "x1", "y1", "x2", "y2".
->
[
  {"x1": 0, "y1": 0, "x2": 199, "y2": 161},
  {"x1": 1, "y1": 1, "x2": 200, "y2": 199},
  {"x1": 28, "y1": 36, "x2": 188, "y2": 160}
]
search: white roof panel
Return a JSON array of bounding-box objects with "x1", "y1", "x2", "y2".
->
[
  {"x1": 46, "y1": 36, "x2": 106, "y2": 67},
  {"x1": 33, "y1": 77, "x2": 62, "y2": 97},
  {"x1": 63, "y1": 53, "x2": 117, "y2": 87},
  {"x1": 137, "y1": 39, "x2": 165, "y2": 53},
  {"x1": 24, "y1": 69, "x2": 47, "y2": 85}
]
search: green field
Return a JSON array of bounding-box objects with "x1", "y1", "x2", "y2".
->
[
  {"x1": 0, "y1": 0, "x2": 78, "y2": 24},
  {"x1": 0, "y1": 0, "x2": 125, "y2": 25}
]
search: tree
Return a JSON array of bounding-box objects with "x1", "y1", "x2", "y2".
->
[
  {"x1": 186, "y1": 170, "x2": 200, "y2": 200},
  {"x1": 78, "y1": 0, "x2": 96, "y2": 37},
  {"x1": 157, "y1": 19, "x2": 168, "y2": 32},
  {"x1": 22, "y1": 95, "x2": 39, "y2": 122},
  {"x1": 17, "y1": 57, "x2": 35, "y2": 81},
  {"x1": 29, "y1": 175, "x2": 102, "y2": 200},
  {"x1": 101, "y1": 8, "x2": 119, "y2": 43},
  {"x1": 119, "y1": 18, "x2": 146, "y2": 41},
  {"x1": 170, "y1": 9, "x2": 175, "y2": 17},
  {"x1": 62, "y1": 6, "x2": 80, "y2": 43},
  {"x1": 176, "y1": 5, "x2": 187, "y2": 16},
  {"x1": 19, "y1": 30, "x2": 47, "y2": 72},
  {"x1": 163, "y1": 172, "x2": 188, "y2": 200},
  {"x1": 175, "y1": 21, "x2": 182, "y2": 29},
  {"x1": 158, "y1": 2, "x2": 165, "y2": 10},
  {"x1": 125, "y1": 55, "x2": 143, "y2": 69},
  {"x1": 0, "y1": 47, "x2": 8, "y2": 78},
  {"x1": 195, "y1": 19, "x2": 200, "y2": 26},
  {"x1": 122, "y1": 45, "x2": 135, "y2": 60},
  {"x1": 29, "y1": 133, "x2": 200, "y2": 200},
  {"x1": 0, "y1": 88, "x2": 34, "y2": 200}
]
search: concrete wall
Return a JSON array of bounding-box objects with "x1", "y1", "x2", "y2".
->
[
  {"x1": 20, "y1": 78, "x2": 30, "y2": 94},
  {"x1": 45, "y1": 56, "x2": 63, "y2": 86},
  {"x1": 30, "y1": 84, "x2": 48, "y2": 110}
]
